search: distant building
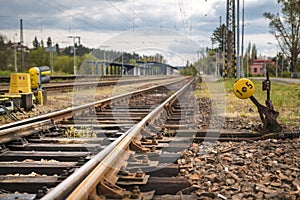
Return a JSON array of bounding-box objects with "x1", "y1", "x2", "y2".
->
[{"x1": 250, "y1": 60, "x2": 274, "y2": 76}]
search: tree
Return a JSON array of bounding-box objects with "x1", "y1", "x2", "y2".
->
[
  {"x1": 251, "y1": 44, "x2": 257, "y2": 61},
  {"x1": 55, "y1": 43, "x2": 60, "y2": 55},
  {"x1": 33, "y1": 36, "x2": 40, "y2": 49},
  {"x1": 211, "y1": 24, "x2": 226, "y2": 50},
  {"x1": 0, "y1": 34, "x2": 14, "y2": 71},
  {"x1": 264, "y1": 0, "x2": 300, "y2": 72},
  {"x1": 47, "y1": 37, "x2": 52, "y2": 47}
]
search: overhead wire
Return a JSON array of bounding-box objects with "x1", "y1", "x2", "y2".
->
[{"x1": 104, "y1": 0, "x2": 138, "y2": 29}]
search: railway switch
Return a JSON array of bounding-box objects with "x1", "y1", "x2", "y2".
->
[
  {"x1": 0, "y1": 66, "x2": 51, "y2": 115},
  {"x1": 233, "y1": 75, "x2": 281, "y2": 133}
]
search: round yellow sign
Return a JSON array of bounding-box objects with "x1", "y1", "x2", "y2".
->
[{"x1": 233, "y1": 78, "x2": 255, "y2": 99}]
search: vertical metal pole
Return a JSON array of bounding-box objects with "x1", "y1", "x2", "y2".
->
[
  {"x1": 275, "y1": 48, "x2": 278, "y2": 77},
  {"x1": 50, "y1": 51, "x2": 54, "y2": 72},
  {"x1": 281, "y1": 55, "x2": 284, "y2": 77},
  {"x1": 122, "y1": 52, "x2": 124, "y2": 75},
  {"x1": 246, "y1": 53, "x2": 249, "y2": 77},
  {"x1": 103, "y1": 50, "x2": 106, "y2": 75},
  {"x1": 14, "y1": 33, "x2": 18, "y2": 72},
  {"x1": 68, "y1": 36, "x2": 80, "y2": 75},
  {"x1": 225, "y1": 0, "x2": 236, "y2": 78},
  {"x1": 240, "y1": 0, "x2": 245, "y2": 77},
  {"x1": 20, "y1": 19, "x2": 24, "y2": 69},
  {"x1": 73, "y1": 37, "x2": 76, "y2": 75},
  {"x1": 236, "y1": 0, "x2": 240, "y2": 78},
  {"x1": 216, "y1": 49, "x2": 219, "y2": 76}
]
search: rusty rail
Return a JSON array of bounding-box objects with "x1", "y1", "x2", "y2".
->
[
  {"x1": 0, "y1": 77, "x2": 186, "y2": 133},
  {"x1": 41, "y1": 78, "x2": 195, "y2": 200}
]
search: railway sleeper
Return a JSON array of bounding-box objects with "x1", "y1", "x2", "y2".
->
[
  {"x1": 0, "y1": 161, "x2": 77, "y2": 175},
  {"x1": 0, "y1": 194, "x2": 36, "y2": 200},
  {"x1": 0, "y1": 150, "x2": 91, "y2": 162},
  {"x1": 8, "y1": 143, "x2": 103, "y2": 152},
  {"x1": 0, "y1": 176, "x2": 59, "y2": 193}
]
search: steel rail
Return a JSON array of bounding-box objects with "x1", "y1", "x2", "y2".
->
[
  {"x1": 40, "y1": 78, "x2": 192, "y2": 200},
  {"x1": 61, "y1": 78, "x2": 195, "y2": 200},
  {"x1": 0, "y1": 76, "x2": 176, "y2": 94},
  {"x1": 0, "y1": 77, "x2": 185, "y2": 133}
]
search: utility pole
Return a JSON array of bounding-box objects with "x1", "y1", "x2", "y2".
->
[
  {"x1": 68, "y1": 36, "x2": 80, "y2": 75},
  {"x1": 20, "y1": 19, "x2": 24, "y2": 70},
  {"x1": 241, "y1": 0, "x2": 245, "y2": 77},
  {"x1": 225, "y1": 0, "x2": 236, "y2": 78},
  {"x1": 236, "y1": 0, "x2": 240, "y2": 78},
  {"x1": 13, "y1": 33, "x2": 17, "y2": 72}
]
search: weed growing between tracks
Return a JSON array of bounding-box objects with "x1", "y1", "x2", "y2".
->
[{"x1": 64, "y1": 126, "x2": 97, "y2": 138}]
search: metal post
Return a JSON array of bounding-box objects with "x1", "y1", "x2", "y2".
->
[
  {"x1": 275, "y1": 54, "x2": 278, "y2": 77},
  {"x1": 73, "y1": 38, "x2": 76, "y2": 75},
  {"x1": 240, "y1": 0, "x2": 245, "y2": 77},
  {"x1": 68, "y1": 36, "x2": 80, "y2": 75},
  {"x1": 236, "y1": 0, "x2": 240, "y2": 78},
  {"x1": 122, "y1": 52, "x2": 124, "y2": 75},
  {"x1": 20, "y1": 19, "x2": 24, "y2": 70},
  {"x1": 50, "y1": 51, "x2": 54, "y2": 72},
  {"x1": 14, "y1": 43, "x2": 17, "y2": 72},
  {"x1": 281, "y1": 54, "x2": 284, "y2": 77},
  {"x1": 225, "y1": 0, "x2": 236, "y2": 78},
  {"x1": 246, "y1": 53, "x2": 249, "y2": 77}
]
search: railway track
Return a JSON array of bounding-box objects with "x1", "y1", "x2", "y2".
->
[
  {"x1": 0, "y1": 75, "x2": 172, "y2": 94},
  {"x1": 0, "y1": 77, "x2": 190, "y2": 199},
  {"x1": 1, "y1": 77, "x2": 296, "y2": 199}
]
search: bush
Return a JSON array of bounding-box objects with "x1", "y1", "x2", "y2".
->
[
  {"x1": 281, "y1": 71, "x2": 291, "y2": 78},
  {"x1": 0, "y1": 70, "x2": 13, "y2": 76}
]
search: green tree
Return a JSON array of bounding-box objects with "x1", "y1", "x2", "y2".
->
[
  {"x1": 27, "y1": 47, "x2": 49, "y2": 67},
  {"x1": 33, "y1": 36, "x2": 40, "y2": 49},
  {"x1": 47, "y1": 37, "x2": 52, "y2": 47},
  {"x1": 264, "y1": 0, "x2": 300, "y2": 72},
  {"x1": 0, "y1": 34, "x2": 14, "y2": 71},
  {"x1": 55, "y1": 43, "x2": 60, "y2": 55},
  {"x1": 251, "y1": 44, "x2": 257, "y2": 61},
  {"x1": 211, "y1": 24, "x2": 226, "y2": 50}
]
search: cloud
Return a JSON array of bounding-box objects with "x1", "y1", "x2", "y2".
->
[{"x1": 0, "y1": 0, "x2": 282, "y2": 65}]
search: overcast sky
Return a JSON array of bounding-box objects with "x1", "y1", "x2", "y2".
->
[{"x1": 0, "y1": 0, "x2": 281, "y2": 66}]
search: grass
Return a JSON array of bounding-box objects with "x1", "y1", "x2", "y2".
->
[{"x1": 196, "y1": 77, "x2": 300, "y2": 127}]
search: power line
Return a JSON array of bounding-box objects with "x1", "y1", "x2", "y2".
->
[{"x1": 104, "y1": 0, "x2": 138, "y2": 29}]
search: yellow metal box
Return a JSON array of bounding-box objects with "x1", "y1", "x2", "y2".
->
[{"x1": 9, "y1": 73, "x2": 32, "y2": 94}]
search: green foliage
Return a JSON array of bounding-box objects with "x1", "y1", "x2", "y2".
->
[
  {"x1": 281, "y1": 71, "x2": 291, "y2": 78},
  {"x1": 28, "y1": 47, "x2": 49, "y2": 67},
  {"x1": 211, "y1": 24, "x2": 226, "y2": 50},
  {"x1": 0, "y1": 70, "x2": 13, "y2": 76},
  {"x1": 179, "y1": 66, "x2": 197, "y2": 76},
  {"x1": 54, "y1": 55, "x2": 74, "y2": 74},
  {"x1": 264, "y1": 0, "x2": 300, "y2": 72},
  {"x1": 0, "y1": 33, "x2": 168, "y2": 75},
  {"x1": 0, "y1": 34, "x2": 14, "y2": 71}
]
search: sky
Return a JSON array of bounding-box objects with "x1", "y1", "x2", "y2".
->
[{"x1": 0, "y1": 0, "x2": 282, "y2": 66}]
